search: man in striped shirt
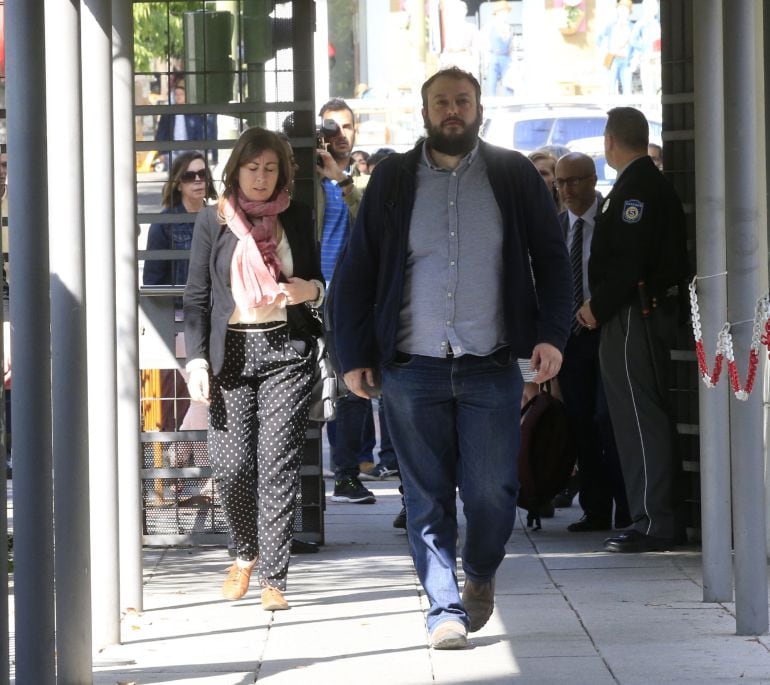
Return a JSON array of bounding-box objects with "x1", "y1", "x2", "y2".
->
[{"x1": 315, "y1": 98, "x2": 379, "y2": 504}]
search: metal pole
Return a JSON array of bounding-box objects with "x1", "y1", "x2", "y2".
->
[
  {"x1": 45, "y1": 0, "x2": 93, "y2": 680},
  {"x1": 113, "y1": 0, "x2": 143, "y2": 613},
  {"x1": 723, "y1": 0, "x2": 770, "y2": 636},
  {"x1": 6, "y1": 0, "x2": 56, "y2": 681},
  {"x1": 0, "y1": 242, "x2": 7, "y2": 684},
  {"x1": 692, "y1": 0, "x2": 733, "y2": 604},
  {"x1": 82, "y1": 0, "x2": 120, "y2": 649}
]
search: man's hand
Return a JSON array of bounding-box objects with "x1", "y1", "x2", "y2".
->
[
  {"x1": 530, "y1": 343, "x2": 563, "y2": 383},
  {"x1": 343, "y1": 367, "x2": 379, "y2": 399},
  {"x1": 577, "y1": 300, "x2": 598, "y2": 330},
  {"x1": 315, "y1": 148, "x2": 346, "y2": 183}
]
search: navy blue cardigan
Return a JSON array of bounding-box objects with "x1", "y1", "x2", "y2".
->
[{"x1": 332, "y1": 139, "x2": 572, "y2": 373}]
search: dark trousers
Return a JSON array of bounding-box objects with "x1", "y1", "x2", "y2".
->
[
  {"x1": 599, "y1": 303, "x2": 680, "y2": 539},
  {"x1": 559, "y1": 329, "x2": 629, "y2": 525},
  {"x1": 327, "y1": 393, "x2": 375, "y2": 478}
]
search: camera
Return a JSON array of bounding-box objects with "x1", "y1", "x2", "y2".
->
[{"x1": 316, "y1": 118, "x2": 341, "y2": 166}]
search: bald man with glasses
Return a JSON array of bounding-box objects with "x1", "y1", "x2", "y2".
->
[{"x1": 555, "y1": 152, "x2": 630, "y2": 534}]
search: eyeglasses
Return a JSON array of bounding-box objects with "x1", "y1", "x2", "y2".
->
[
  {"x1": 180, "y1": 169, "x2": 207, "y2": 183},
  {"x1": 554, "y1": 175, "x2": 592, "y2": 189}
]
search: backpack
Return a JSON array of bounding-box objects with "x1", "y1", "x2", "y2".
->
[{"x1": 517, "y1": 383, "x2": 574, "y2": 531}]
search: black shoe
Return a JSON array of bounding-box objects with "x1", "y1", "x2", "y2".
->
[
  {"x1": 604, "y1": 529, "x2": 675, "y2": 553},
  {"x1": 291, "y1": 538, "x2": 319, "y2": 554},
  {"x1": 331, "y1": 478, "x2": 376, "y2": 504},
  {"x1": 393, "y1": 506, "x2": 407, "y2": 529},
  {"x1": 567, "y1": 515, "x2": 611, "y2": 532}
]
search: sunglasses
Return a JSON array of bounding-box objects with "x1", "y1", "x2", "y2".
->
[{"x1": 180, "y1": 169, "x2": 207, "y2": 183}]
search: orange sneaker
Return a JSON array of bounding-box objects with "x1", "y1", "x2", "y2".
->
[
  {"x1": 261, "y1": 586, "x2": 289, "y2": 611},
  {"x1": 222, "y1": 562, "x2": 253, "y2": 600}
]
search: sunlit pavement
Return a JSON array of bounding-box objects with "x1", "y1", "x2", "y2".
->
[{"x1": 71, "y1": 479, "x2": 770, "y2": 685}]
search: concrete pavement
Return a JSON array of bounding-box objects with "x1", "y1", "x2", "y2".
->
[
  {"x1": 78, "y1": 478, "x2": 770, "y2": 685},
  {"x1": 7, "y1": 474, "x2": 770, "y2": 683}
]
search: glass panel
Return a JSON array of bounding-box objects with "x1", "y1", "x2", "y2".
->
[
  {"x1": 551, "y1": 117, "x2": 607, "y2": 146},
  {"x1": 513, "y1": 118, "x2": 554, "y2": 151}
]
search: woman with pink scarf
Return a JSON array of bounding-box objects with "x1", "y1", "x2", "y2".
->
[{"x1": 184, "y1": 127, "x2": 324, "y2": 611}]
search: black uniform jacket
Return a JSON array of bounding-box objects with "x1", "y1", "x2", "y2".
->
[
  {"x1": 183, "y1": 200, "x2": 324, "y2": 376},
  {"x1": 588, "y1": 155, "x2": 688, "y2": 325}
]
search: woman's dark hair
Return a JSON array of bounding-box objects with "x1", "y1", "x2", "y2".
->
[
  {"x1": 161, "y1": 151, "x2": 217, "y2": 208},
  {"x1": 220, "y1": 127, "x2": 293, "y2": 205}
]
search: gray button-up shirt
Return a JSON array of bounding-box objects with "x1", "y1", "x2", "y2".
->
[{"x1": 396, "y1": 142, "x2": 506, "y2": 358}]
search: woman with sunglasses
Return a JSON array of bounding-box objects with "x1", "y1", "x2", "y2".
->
[
  {"x1": 143, "y1": 151, "x2": 217, "y2": 287},
  {"x1": 184, "y1": 127, "x2": 324, "y2": 611}
]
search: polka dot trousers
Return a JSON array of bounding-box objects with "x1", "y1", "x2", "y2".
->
[{"x1": 208, "y1": 325, "x2": 313, "y2": 591}]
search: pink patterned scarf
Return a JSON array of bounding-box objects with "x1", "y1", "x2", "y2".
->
[{"x1": 222, "y1": 188, "x2": 290, "y2": 310}]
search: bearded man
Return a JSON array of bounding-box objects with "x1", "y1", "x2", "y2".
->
[{"x1": 331, "y1": 67, "x2": 571, "y2": 649}]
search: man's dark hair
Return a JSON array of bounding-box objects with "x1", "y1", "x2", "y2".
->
[
  {"x1": 605, "y1": 107, "x2": 649, "y2": 150},
  {"x1": 420, "y1": 67, "x2": 481, "y2": 108},
  {"x1": 318, "y1": 97, "x2": 355, "y2": 121}
]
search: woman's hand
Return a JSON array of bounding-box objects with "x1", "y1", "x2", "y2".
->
[
  {"x1": 187, "y1": 367, "x2": 210, "y2": 405},
  {"x1": 280, "y1": 277, "x2": 320, "y2": 305}
]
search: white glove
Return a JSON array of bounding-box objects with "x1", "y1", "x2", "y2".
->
[{"x1": 187, "y1": 367, "x2": 210, "y2": 405}]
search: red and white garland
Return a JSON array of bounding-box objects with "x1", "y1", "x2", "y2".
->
[{"x1": 689, "y1": 276, "x2": 770, "y2": 401}]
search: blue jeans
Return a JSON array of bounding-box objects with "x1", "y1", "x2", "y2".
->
[
  {"x1": 376, "y1": 397, "x2": 398, "y2": 471},
  {"x1": 382, "y1": 349, "x2": 523, "y2": 631}
]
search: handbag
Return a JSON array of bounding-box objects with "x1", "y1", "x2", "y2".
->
[
  {"x1": 309, "y1": 336, "x2": 340, "y2": 422},
  {"x1": 304, "y1": 303, "x2": 348, "y2": 422}
]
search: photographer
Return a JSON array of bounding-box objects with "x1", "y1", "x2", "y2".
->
[{"x1": 314, "y1": 98, "x2": 378, "y2": 505}]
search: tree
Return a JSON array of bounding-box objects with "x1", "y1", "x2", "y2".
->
[{"x1": 133, "y1": 1, "x2": 204, "y2": 74}]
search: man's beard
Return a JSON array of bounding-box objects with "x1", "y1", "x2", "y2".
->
[
  {"x1": 329, "y1": 138, "x2": 351, "y2": 165},
  {"x1": 424, "y1": 112, "x2": 482, "y2": 156}
]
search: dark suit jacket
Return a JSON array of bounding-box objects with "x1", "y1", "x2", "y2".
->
[
  {"x1": 558, "y1": 191, "x2": 603, "y2": 241},
  {"x1": 183, "y1": 201, "x2": 323, "y2": 375},
  {"x1": 156, "y1": 113, "x2": 219, "y2": 163}
]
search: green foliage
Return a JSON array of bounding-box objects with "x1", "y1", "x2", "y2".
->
[{"x1": 133, "y1": 2, "x2": 205, "y2": 73}]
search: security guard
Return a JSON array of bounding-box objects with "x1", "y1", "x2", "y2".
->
[{"x1": 577, "y1": 107, "x2": 689, "y2": 553}]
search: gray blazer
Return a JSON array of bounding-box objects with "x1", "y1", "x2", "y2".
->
[{"x1": 183, "y1": 201, "x2": 324, "y2": 375}]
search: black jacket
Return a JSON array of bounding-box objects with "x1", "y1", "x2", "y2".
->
[
  {"x1": 588, "y1": 156, "x2": 688, "y2": 324},
  {"x1": 183, "y1": 201, "x2": 323, "y2": 375}
]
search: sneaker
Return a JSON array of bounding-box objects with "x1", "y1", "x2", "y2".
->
[
  {"x1": 392, "y1": 506, "x2": 407, "y2": 529},
  {"x1": 331, "y1": 478, "x2": 376, "y2": 504},
  {"x1": 430, "y1": 620, "x2": 468, "y2": 649},
  {"x1": 360, "y1": 462, "x2": 399, "y2": 481},
  {"x1": 462, "y1": 577, "x2": 495, "y2": 632}
]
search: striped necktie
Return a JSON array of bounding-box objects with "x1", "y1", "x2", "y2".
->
[{"x1": 570, "y1": 218, "x2": 584, "y2": 334}]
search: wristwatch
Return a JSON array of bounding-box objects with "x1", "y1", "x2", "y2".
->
[{"x1": 337, "y1": 175, "x2": 354, "y2": 188}]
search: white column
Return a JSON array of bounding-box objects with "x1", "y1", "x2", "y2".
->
[
  {"x1": 723, "y1": 0, "x2": 769, "y2": 636},
  {"x1": 692, "y1": 0, "x2": 733, "y2": 604},
  {"x1": 113, "y1": 0, "x2": 144, "y2": 613}
]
